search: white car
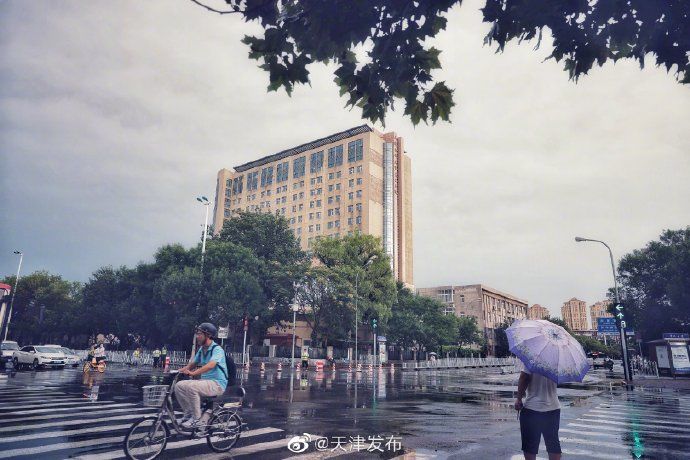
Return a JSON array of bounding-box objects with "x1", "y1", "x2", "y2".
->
[
  {"x1": 13, "y1": 345, "x2": 66, "y2": 370},
  {"x1": 43, "y1": 344, "x2": 80, "y2": 367},
  {"x1": 1, "y1": 341, "x2": 20, "y2": 368}
]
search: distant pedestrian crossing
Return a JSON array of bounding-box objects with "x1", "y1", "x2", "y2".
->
[
  {"x1": 555, "y1": 389, "x2": 690, "y2": 459},
  {"x1": 0, "y1": 379, "x2": 290, "y2": 459}
]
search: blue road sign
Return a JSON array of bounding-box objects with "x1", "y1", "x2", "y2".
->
[
  {"x1": 598, "y1": 317, "x2": 618, "y2": 334},
  {"x1": 663, "y1": 333, "x2": 690, "y2": 340}
]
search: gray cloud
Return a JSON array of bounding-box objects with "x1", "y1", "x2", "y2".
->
[{"x1": 1, "y1": 0, "x2": 688, "y2": 319}]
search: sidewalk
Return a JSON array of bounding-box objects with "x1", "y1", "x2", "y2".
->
[{"x1": 631, "y1": 376, "x2": 690, "y2": 390}]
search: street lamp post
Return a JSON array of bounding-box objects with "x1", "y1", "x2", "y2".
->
[
  {"x1": 196, "y1": 196, "x2": 211, "y2": 271},
  {"x1": 354, "y1": 255, "x2": 377, "y2": 369},
  {"x1": 291, "y1": 303, "x2": 299, "y2": 368},
  {"x1": 2, "y1": 251, "x2": 23, "y2": 341},
  {"x1": 575, "y1": 237, "x2": 632, "y2": 382}
]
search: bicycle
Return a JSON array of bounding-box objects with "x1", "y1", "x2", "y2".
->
[
  {"x1": 123, "y1": 370, "x2": 245, "y2": 460},
  {"x1": 83, "y1": 357, "x2": 106, "y2": 373}
]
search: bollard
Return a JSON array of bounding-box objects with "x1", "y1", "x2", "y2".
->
[
  {"x1": 164, "y1": 356, "x2": 170, "y2": 369},
  {"x1": 390, "y1": 363, "x2": 394, "y2": 372},
  {"x1": 277, "y1": 362, "x2": 282, "y2": 372},
  {"x1": 315, "y1": 360, "x2": 324, "y2": 372},
  {"x1": 356, "y1": 363, "x2": 362, "y2": 373}
]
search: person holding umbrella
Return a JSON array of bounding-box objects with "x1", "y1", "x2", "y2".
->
[{"x1": 508, "y1": 319, "x2": 589, "y2": 460}]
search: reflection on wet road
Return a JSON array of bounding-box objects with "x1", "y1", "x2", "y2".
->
[{"x1": 0, "y1": 364, "x2": 688, "y2": 458}]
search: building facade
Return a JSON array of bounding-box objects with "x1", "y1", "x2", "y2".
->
[
  {"x1": 212, "y1": 125, "x2": 413, "y2": 286},
  {"x1": 417, "y1": 284, "x2": 528, "y2": 356},
  {"x1": 561, "y1": 298, "x2": 589, "y2": 331},
  {"x1": 590, "y1": 300, "x2": 614, "y2": 330},
  {"x1": 527, "y1": 304, "x2": 550, "y2": 320}
]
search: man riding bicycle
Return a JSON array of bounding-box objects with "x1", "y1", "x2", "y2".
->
[{"x1": 176, "y1": 323, "x2": 228, "y2": 430}]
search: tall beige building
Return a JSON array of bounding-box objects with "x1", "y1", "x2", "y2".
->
[
  {"x1": 561, "y1": 298, "x2": 589, "y2": 331},
  {"x1": 417, "y1": 284, "x2": 528, "y2": 356},
  {"x1": 212, "y1": 125, "x2": 413, "y2": 286},
  {"x1": 590, "y1": 300, "x2": 614, "y2": 329},
  {"x1": 528, "y1": 304, "x2": 550, "y2": 320}
]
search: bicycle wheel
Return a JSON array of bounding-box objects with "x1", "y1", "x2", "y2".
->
[
  {"x1": 123, "y1": 416, "x2": 169, "y2": 460},
  {"x1": 206, "y1": 410, "x2": 242, "y2": 452}
]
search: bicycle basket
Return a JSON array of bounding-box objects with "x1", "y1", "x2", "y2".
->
[{"x1": 142, "y1": 385, "x2": 168, "y2": 407}]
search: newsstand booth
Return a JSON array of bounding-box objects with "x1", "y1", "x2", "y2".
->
[{"x1": 648, "y1": 333, "x2": 690, "y2": 377}]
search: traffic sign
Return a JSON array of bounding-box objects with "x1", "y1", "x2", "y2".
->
[
  {"x1": 663, "y1": 333, "x2": 690, "y2": 340},
  {"x1": 217, "y1": 327, "x2": 229, "y2": 339},
  {"x1": 615, "y1": 305, "x2": 624, "y2": 311},
  {"x1": 597, "y1": 317, "x2": 618, "y2": 334}
]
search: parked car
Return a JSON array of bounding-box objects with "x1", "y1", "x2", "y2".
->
[
  {"x1": 1, "y1": 340, "x2": 20, "y2": 368},
  {"x1": 588, "y1": 352, "x2": 614, "y2": 370},
  {"x1": 13, "y1": 345, "x2": 66, "y2": 370},
  {"x1": 43, "y1": 344, "x2": 80, "y2": 367}
]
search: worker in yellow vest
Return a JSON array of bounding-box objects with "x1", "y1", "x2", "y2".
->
[
  {"x1": 152, "y1": 348, "x2": 161, "y2": 368},
  {"x1": 301, "y1": 347, "x2": 309, "y2": 370}
]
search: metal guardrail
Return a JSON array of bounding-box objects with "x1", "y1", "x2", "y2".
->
[
  {"x1": 400, "y1": 356, "x2": 518, "y2": 370},
  {"x1": 75, "y1": 350, "x2": 189, "y2": 366}
]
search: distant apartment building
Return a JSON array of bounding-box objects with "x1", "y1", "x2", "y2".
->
[
  {"x1": 417, "y1": 284, "x2": 528, "y2": 356},
  {"x1": 590, "y1": 300, "x2": 614, "y2": 330},
  {"x1": 561, "y1": 298, "x2": 589, "y2": 331},
  {"x1": 212, "y1": 125, "x2": 413, "y2": 287},
  {"x1": 528, "y1": 304, "x2": 550, "y2": 320}
]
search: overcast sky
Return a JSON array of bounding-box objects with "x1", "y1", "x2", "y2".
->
[{"x1": 1, "y1": 1, "x2": 688, "y2": 320}]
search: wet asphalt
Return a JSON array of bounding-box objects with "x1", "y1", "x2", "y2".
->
[{"x1": 0, "y1": 363, "x2": 689, "y2": 459}]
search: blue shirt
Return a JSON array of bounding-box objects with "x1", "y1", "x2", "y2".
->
[{"x1": 194, "y1": 342, "x2": 228, "y2": 391}]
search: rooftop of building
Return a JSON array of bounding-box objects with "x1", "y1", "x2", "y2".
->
[
  {"x1": 417, "y1": 284, "x2": 528, "y2": 305},
  {"x1": 233, "y1": 124, "x2": 374, "y2": 172}
]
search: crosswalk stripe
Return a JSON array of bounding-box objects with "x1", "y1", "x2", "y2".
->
[
  {"x1": 560, "y1": 448, "x2": 629, "y2": 459},
  {"x1": 599, "y1": 403, "x2": 690, "y2": 414},
  {"x1": 0, "y1": 422, "x2": 137, "y2": 444},
  {"x1": 574, "y1": 417, "x2": 689, "y2": 433},
  {"x1": 194, "y1": 436, "x2": 293, "y2": 459},
  {"x1": 0, "y1": 400, "x2": 123, "y2": 411},
  {"x1": 0, "y1": 412, "x2": 163, "y2": 433},
  {"x1": 3, "y1": 402, "x2": 137, "y2": 416},
  {"x1": 565, "y1": 423, "x2": 690, "y2": 440},
  {"x1": 588, "y1": 410, "x2": 690, "y2": 426},
  {"x1": 72, "y1": 427, "x2": 284, "y2": 460},
  {"x1": 560, "y1": 436, "x2": 683, "y2": 457},
  {"x1": 0, "y1": 389, "x2": 61, "y2": 395},
  {"x1": 0, "y1": 397, "x2": 86, "y2": 406},
  {"x1": 0, "y1": 434, "x2": 125, "y2": 459},
  {"x1": 0, "y1": 407, "x2": 157, "y2": 425}
]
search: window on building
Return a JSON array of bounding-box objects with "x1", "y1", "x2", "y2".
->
[
  {"x1": 349, "y1": 167, "x2": 355, "y2": 174},
  {"x1": 226, "y1": 179, "x2": 232, "y2": 187},
  {"x1": 328, "y1": 184, "x2": 334, "y2": 192},
  {"x1": 335, "y1": 195, "x2": 341, "y2": 202},
  {"x1": 348, "y1": 205, "x2": 353, "y2": 213},
  {"x1": 347, "y1": 138, "x2": 364, "y2": 162},
  {"x1": 348, "y1": 217, "x2": 353, "y2": 225},
  {"x1": 260, "y1": 166, "x2": 273, "y2": 187},
  {"x1": 316, "y1": 211, "x2": 322, "y2": 219},
  {"x1": 309, "y1": 225, "x2": 314, "y2": 232},
  {"x1": 355, "y1": 216, "x2": 362, "y2": 224},
  {"x1": 293, "y1": 194, "x2": 297, "y2": 201},
  {"x1": 276, "y1": 162, "x2": 289, "y2": 182},
  {"x1": 315, "y1": 224, "x2": 321, "y2": 231},
  {"x1": 316, "y1": 199, "x2": 322, "y2": 207},
  {"x1": 310, "y1": 150, "x2": 324, "y2": 173},
  {"x1": 328, "y1": 172, "x2": 334, "y2": 180},
  {"x1": 232, "y1": 176, "x2": 244, "y2": 195},
  {"x1": 328, "y1": 196, "x2": 333, "y2": 204},
  {"x1": 335, "y1": 207, "x2": 340, "y2": 215},
  {"x1": 349, "y1": 179, "x2": 354, "y2": 187},
  {"x1": 298, "y1": 203, "x2": 303, "y2": 210},
  {"x1": 293, "y1": 156, "x2": 306, "y2": 178},
  {"x1": 356, "y1": 165, "x2": 363, "y2": 173},
  {"x1": 298, "y1": 215, "x2": 302, "y2": 223},
  {"x1": 327, "y1": 221, "x2": 334, "y2": 229},
  {"x1": 356, "y1": 177, "x2": 363, "y2": 185},
  {"x1": 335, "y1": 220, "x2": 340, "y2": 228},
  {"x1": 292, "y1": 205, "x2": 296, "y2": 212},
  {"x1": 327, "y1": 145, "x2": 343, "y2": 167}
]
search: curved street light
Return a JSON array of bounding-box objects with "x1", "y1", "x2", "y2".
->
[{"x1": 575, "y1": 236, "x2": 632, "y2": 382}]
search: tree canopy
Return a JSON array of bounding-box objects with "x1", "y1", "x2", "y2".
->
[
  {"x1": 617, "y1": 227, "x2": 690, "y2": 341},
  {"x1": 191, "y1": 0, "x2": 689, "y2": 126}
]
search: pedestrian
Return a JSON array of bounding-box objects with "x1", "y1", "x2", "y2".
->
[
  {"x1": 301, "y1": 347, "x2": 309, "y2": 370},
  {"x1": 133, "y1": 347, "x2": 140, "y2": 366},
  {"x1": 94, "y1": 342, "x2": 106, "y2": 364},
  {"x1": 152, "y1": 348, "x2": 161, "y2": 368},
  {"x1": 515, "y1": 362, "x2": 562, "y2": 460},
  {"x1": 161, "y1": 345, "x2": 168, "y2": 368}
]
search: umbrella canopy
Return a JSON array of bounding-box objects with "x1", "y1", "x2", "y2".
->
[{"x1": 507, "y1": 319, "x2": 590, "y2": 384}]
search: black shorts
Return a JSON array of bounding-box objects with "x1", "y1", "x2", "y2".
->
[{"x1": 519, "y1": 408, "x2": 561, "y2": 454}]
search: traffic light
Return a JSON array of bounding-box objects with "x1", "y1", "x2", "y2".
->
[{"x1": 372, "y1": 318, "x2": 377, "y2": 329}]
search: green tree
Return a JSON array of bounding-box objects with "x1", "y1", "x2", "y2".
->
[
  {"x1": 457, "y1": 316, "x2": 484, "y2": 348},
  {"x1": 312, "y1": 233, "x2": 396, "y2": 333},
  {"x1": 616, "y1": 227, "x2": 690, "y2": 342},
  {"x1": 388, "y1": 284, "x2": 459, "y2": 352},
  {"x1": 1, "y1": 271, "x2": 81, "y2": 344},
  {"x1": 192, "y1": 0, "x2": 689, "y2": 125}
]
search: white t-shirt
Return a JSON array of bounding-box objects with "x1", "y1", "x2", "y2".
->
[{"x1": 521, "y1": 365, "x2": 560, "y2": 412}]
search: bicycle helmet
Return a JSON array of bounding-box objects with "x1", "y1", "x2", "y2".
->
[{"x1": 197, "y1": 322, "x2": 217, "y2": 338}]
